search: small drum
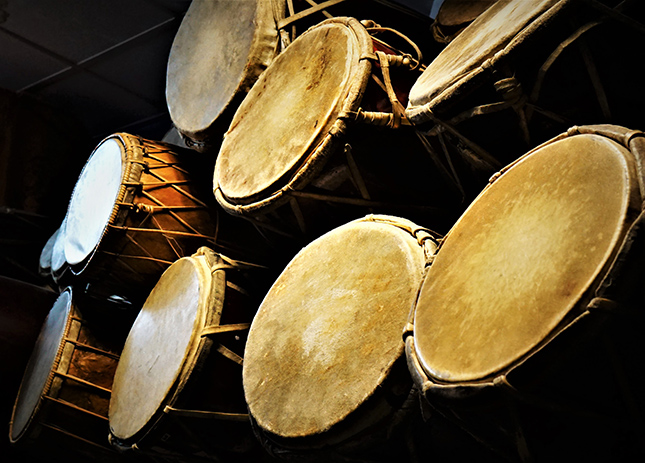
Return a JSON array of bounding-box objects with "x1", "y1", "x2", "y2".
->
[
  {"x1": 62, "y1": 132, "x2": 264, "y2": 308},
  {"x1": 215, "y1": 17, "x2": 460, "y2": 240},
  {"x1": 243, "y1": 215, "x2": 439, "y2": 461},
  {"x1": 405, "y1": 125, "x2": 645, "y2": 461},
  {"x1": 406, "y1": 0, "x2": 645, "y2": 197},
  {"x1": 9, "y1": 287, "x2": 129, "y2": 460},
  {"x1": 431, "y1": 0, "x2": 499, "y2": 43},
  {"x1": 50, "y1": 218, "x2": 70, "y2": 285},
  {"x1": 39, "y1": 225, "x2": 62, "y2": 279},
  {"x1": 109, "y1": 247, "x2": 268, "y2": 462},
  {"x1": 167, "y1": 0, "x2": 285, "y2": 152}
]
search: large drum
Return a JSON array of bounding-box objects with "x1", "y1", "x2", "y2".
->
[
  {"x1": 109, "y1": 247, "x2": 268, "y2": 462},
  {"x1": 9, "y1": 287, "x2": 130, "y2": 461},
  {"x1": 405, "y1": 125, "x2": 645, "y2": 461},
  {"x1": 61, "y1": 132, "x2": 265, "y2": 308},
  {"x1": 214, "y1": 17, "x2": 460, "y2": 241},
  {"x1": 406, "y1": 0, "x2": 645, "y2": 198},
  {"x1": 243, "y1": 215, "x2": 439, "y2": 461}
]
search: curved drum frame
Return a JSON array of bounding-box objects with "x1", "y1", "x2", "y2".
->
[{"x1": 404, "y1": 124, "x2": 645, "y2": 461}]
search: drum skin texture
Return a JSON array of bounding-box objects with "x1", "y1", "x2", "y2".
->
[
  {"x1": 166, "y1": 0, "x2": 283, "y2": 151},
  {"x1": 405, "y1": 124, "x2": 645, "y2": 461},
  {"x1": 243, "y1": 215, "x2": 438, "y2": 459},
  {"x1": 109, "y1": 247, "x2": 268, "y2": 462}
]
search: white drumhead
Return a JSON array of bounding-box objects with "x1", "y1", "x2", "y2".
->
[
  {"x1": 39, "y1": 226, "x2": 60, "y2": 272},
  {"x1": 10, "y1": 290, "x2": 71, "y2": 441},
  {"x1": 64, "y1": 138, "x2": 124, "y2": 266},
  {"x1": 50, "y1": 218, "x2": 67, "y2": 274}
]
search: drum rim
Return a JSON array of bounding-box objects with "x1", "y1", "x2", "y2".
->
[
  {"x1": 9, "y1": 287, "x2": 74, "y2": 443},
  {"x1": 405, "y1": 124, "x2": 645, "y2": 389},
  {"x1": 166, "y1": 0, "x2": 284, "y2": 146},
  {"x1": 243, "y1": 214, "x2": 439, "y2": 444},
  {"x1": 64, "y1": 133, "x2": 146, "y2": 277},
  {"x1": 108, "y1": 248, "x2": 225, "y2": 445},
  {"x1": 213, "y1": 16, "x2": 373, "y2": 216},
  {"x1": 406, "y1": 0, "x2": 571, "y2": 124}
]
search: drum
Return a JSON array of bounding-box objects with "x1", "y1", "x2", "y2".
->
[
  {"x1": 62, "y1": 132, "x2": 266, "y2": 308},
  {"x1": 214, "y1": 17, "x2": 461, "y2": 242},
  {"x1": 109, "y1": 247, "x2": 269, "y2": 462},
  {"x1": 9, "y1": 286, "x2": 130, "y2": 461},
  {"x1": 404, "y1": 125, "x2": 645, "y2": 461},
  {"x1": 243, "y1": 215, "x2": 440, "y2": 461},
  {"x1": 431, "y1": 0, "x2": 499, "y2": 43},
  {"x1": 406, "y1": 0, "x2": 645, "y2": 198},
  {"x1": 166, "y1": 0, "x2": 286, "y2": 152},
  {"x1": 50, "y1": 218, "x2": 70, "y2": 285},
  {"x1": 38, "y1": 226, "x2": 61, "y2": 279}
]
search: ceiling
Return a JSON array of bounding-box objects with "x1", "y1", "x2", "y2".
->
[{"x1": 0, "y1": 0, "x2": 437, "y2": 144}]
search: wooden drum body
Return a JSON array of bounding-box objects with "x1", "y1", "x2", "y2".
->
[
  {"x1": 243, "y1": 215, "x2": 439, "y2": 461},
  {"x1": 9, "y1": 287, "x2": 128, "y2": 460},
  {"x1": 405, "y1": 125, "x2": 645, "y2": 461},
  {"x1": 215, "y1": 17, "x2": 459, "y2": 242},
  {"x1": 406, "y1": 0, "x2": 645, "y2": 198},
  {"x1": 108, "y1": 247, "x2": 267, "y2": 462},
  {"x1": 61, "y1": 132, "x2": 262, "y2": 308}
]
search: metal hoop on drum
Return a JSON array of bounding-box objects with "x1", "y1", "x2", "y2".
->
[
  {"x1": 62, "y1": 132, "x2": 269, "y2": 309},
  {"x1": 404, "y1": 124, "x2": 645, "y2": 462},
  {"x1": 406, "y1": 0, "x2": 645, "y2": 199},
  {"x1": 9, "y1": 287, "x2": 129, "y2": 460},
  {"x1": 108, "y1": 247, "x2": 270, "y2": 462},
  {"x1": 214, "y1": 17, "x2": 461, "y2": 244},
  {"x1": 243, "y1": 215, "x2": 440, "y2": 462}
]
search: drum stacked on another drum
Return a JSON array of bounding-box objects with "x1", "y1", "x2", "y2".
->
[
  {"x1": 214, "y1": 16, "x2": 462, "y2": 243},
  {"x1": 406, "y1": 0, "x2": 645, "y2": 199},
  {"x1": 109, "y1": 247, "x2": 270, "y2": 462},
  {"x1": 243, "y1": 215, "x2": 440, "y2": 461},
  {"x1": 405, "y1": 124, "x2": 645, "y2": 462}
]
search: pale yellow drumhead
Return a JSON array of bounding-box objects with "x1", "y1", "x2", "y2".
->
[
  {"x1": 408, "y1": 0, "x2": 558, "y2": 114},
  {"x1": 243, "y1": 217, "x2": 428, "y2": 438},
  {"x1": 109, "y1": 257, "x2": 209, "y2": 440},
  {"x1": 64, "y1": 137, "x2": 124, "y2": 266},
  {"x1": 167, "y1": 0, "x2": 278, "y2": 137},
  {"x1": 413, "y1": 134, "x2": 634, "y2": 382},
  {"x1": 10, "y1": 289, "x2": 71, "y2": 442},
  {"x1": 215, "y1": 21, "x2": 358, "y2": 202}
]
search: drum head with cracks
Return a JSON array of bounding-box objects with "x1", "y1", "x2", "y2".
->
[
  {"x1": 109, "y1": 255, "x2": 217, "y2": 441},
  {"x1": 407, "y1": 0, "x2": 560, "y2": 121},
  {"x1": 63, "y1": 137, "x2": 124, "y2": 266},
  {"x1": 166, "y1": 0, "x2": 281, "y2": 142},
  {"x1": 215, "y1": 17, "x2": 371, "y2": 206},
  {"x1": 10, "y1": 289, "x2": 72, "y2": 442},
  {"x1": 243, "y1": 216, "x2": 431, "y2": 441},
  {"x1": 412, "y1": 133, "x2": 638, "y2": 383}
]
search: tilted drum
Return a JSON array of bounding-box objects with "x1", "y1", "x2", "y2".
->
[
  {"x1": 405, "y1": 125, "x2": 645, "y2": 461},
  {"x1": 62, "y1": 132, "x2": 266, "y2": 308},
  {"x1": 406, "y1": 0, "x2": 645, "y2": 198},
  {"x1": 243, "y1": 215, "x2": 439, "y2": 461},
  {"x1": 9, "y1": 287, "x2": 130, "y2": 460},
  {"x1": 109, "y1": 247, "x2": 269, "y2": 462},
  {"x1": 215, "y1": 17, "x2": 461, "y2": 242}
]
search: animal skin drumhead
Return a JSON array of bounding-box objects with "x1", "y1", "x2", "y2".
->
[
  {"x1": 408, "y1": 0, "x2": 559, "y2": 114},
  {"x1": 166, "y1": 0, "x2": 278, "y2": 137},
  {"x1": 39, "y1": 226, "x2": 61, "y2": 273},
  {"x1": 64, "y1": 138, "x2": 123, "y2": 266},
  {"x1": 10, "y1": 290, "x2": 72, "y2": 441},
  {"x1": 413, "y1": 134, "x2": 634, "y2": 382},
  {"x1": 50, "y1": 217, "x2": 68, "y2": 274},
  {"x1": 109, "y1": 257, "x2": 208, "y2": 440},
  {"x1": 215, "y1": 21, "x2": 359, "y2": 202},
  {"x1": 243, "y1": 217, "x2": 428, "y2": 438}
]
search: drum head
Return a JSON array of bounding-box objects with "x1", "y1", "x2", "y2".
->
[
  {"x1": 215, "y1": 18, "x2": 369, "y2": 204},
  {"x1": 109, "y1": 256, "x2": 213, "y2": 440},
  {"x1": 408, "y1": 0, "x2": 559, "y2": 118},
  {"x1": 50, "y1": 218, "x2": 68, "y2": 274},
  {"x1": 413, "y1": 134, "x2": 636, "y2": 383},
  {"x1": 10, "y1": 289, "x2": 72, "y2": 442},
  {"x1": 436, "y1": 0, "x2": 499, "y2": 27},
  {"x1": 39, "y1": 226, "x2": 61, "y2": 273},
  {"x1": 166, "y1": 0, "x2": 279, "y2": 139},
  {"x1": 243, "y1": 217, "x2": 428, "y2": 439},
  {"x1": 64, "y1": 137, "x2": 124, "y2": 266}
]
